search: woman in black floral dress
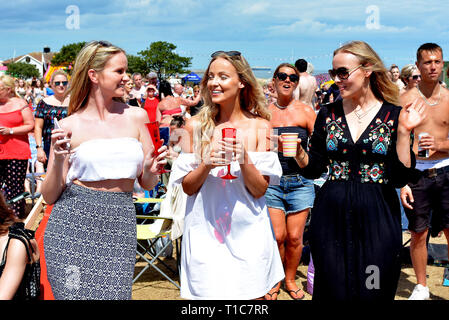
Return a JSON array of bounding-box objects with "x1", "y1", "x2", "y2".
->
[
  {"x1": 34, "y1": 70, "x2": 70, "y2": 166},
  {"x1": 288, "y1": 41, "x2": 426, "y2": 300}
]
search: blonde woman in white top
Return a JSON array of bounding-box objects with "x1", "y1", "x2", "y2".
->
[
  {"x1": 41, "y1": 41, "x2": 167, "y2": 300},
  {"x1": 171, "y1": 51, "x2": 284, "y2": 300}
]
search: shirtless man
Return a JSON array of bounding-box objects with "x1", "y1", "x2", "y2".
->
[
  {"x1": 400, "y1": 43, "x2": 449, "y2": 300},
  {"x1": 293, "y1": 59, "x2": 317, "y2": 110}
]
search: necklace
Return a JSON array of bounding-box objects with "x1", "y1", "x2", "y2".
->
[
  {"x1": 417, "y1": 84, "x2": 441, "y2": 106},
  {"x1": 274, "y1": 101, "x2": 288, "y2": 109},
  {"x1": 353, "y1": 102, "x2": 380, "y2": 123}
]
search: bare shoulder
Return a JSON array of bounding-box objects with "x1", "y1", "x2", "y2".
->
[
  {"x1": 254, "y1": 117, "x2": 272, "y2": 131},
  {"x1": 10, "y1": 97, "x2": 27, "y2": 108},
  {"x1": 184, "y1": 116, "x2": 201, "y2": 134},
  {"x1": 6, "y1": 238, "x2": 28, "y2": 264},
  {"x1": 400, "y1": 88, "x2": 419, "y2": 106},
  {"x1": 293, "y1": 100, "x2": 316, "y2": 117},
  {"x1": 122, "y1": 103, "x2": 147, "y2": 123}
]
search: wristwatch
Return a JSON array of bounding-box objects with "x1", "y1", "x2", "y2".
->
[
  {"x1": 36, "y1": 145, "x2": 42, "y2": 149},
  {"x1": 9, "y1": 128, "x2": 13, "y2": 135}
]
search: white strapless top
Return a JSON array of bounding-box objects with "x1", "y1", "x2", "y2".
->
[{"x1": 66, "y1": 137, "x2": 144, "y2": 185}]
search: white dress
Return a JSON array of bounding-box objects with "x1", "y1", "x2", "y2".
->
[{"x1": 171, "y1": 152, "x2": 285, "y2": 300}]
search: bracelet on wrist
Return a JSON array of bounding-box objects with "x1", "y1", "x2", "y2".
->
[{"x1": 296, "y1": 147, "x2": 306, "y2": 162}]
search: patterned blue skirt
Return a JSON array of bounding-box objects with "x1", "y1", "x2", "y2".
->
[{"x1": 44, "y1": 184, "x2": 136, "y2": 300}]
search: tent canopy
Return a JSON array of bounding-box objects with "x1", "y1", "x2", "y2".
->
[{"x1": 182, "y1": 72, "x2": 202, "y2": 83}]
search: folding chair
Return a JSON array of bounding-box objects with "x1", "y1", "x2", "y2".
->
[{"x1": 133, "y1": 213, "x2": 180, "y2": 289}]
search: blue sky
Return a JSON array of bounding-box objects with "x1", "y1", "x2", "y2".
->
[{"x1": 1, "y1": 0, "x2": 448, "y2": 74}]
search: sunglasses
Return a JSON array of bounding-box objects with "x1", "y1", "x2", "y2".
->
[
  {"x1": 211, "y1": 50, "x2": 241, "y2": 58},
  {"x1": 87, "y1": 40, "x2": 113, "y2": 47},
  {"x1": 328, "y1": 64, "x2": 363, "y2": 80},
  {"x1": 411, "y1": 75, "x2": 421, "y2": 80},
  {"x1": 275, "y1": 72, "x2": 299, "y2": 83},
  {"x1": 54, "y1": 81, "x2": 68, "y2": 86}
]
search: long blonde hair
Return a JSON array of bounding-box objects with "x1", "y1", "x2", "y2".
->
[
  {"x1": 334, "y1": 41, "x2": 400, "y2": 106},
  {"x1": 195, "y1": 52, "x2": 270, "y2": 155},
  {"x1": 67, "y1": 41, "x2": 126, "y2": 115}
]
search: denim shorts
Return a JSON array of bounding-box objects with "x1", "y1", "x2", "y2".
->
[{"x1": 265, "y1": 174, "x2": 315, "y2": 214}]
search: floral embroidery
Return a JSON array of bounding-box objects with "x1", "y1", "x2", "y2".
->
[
  {"x1": 362, "y1": 118, "x2": 394, "y2": 155},
  {"x1": 329, "y1": 159, "x2": 350, "y2": 181},
  {"x1": 325, "y1": 117, "x2": 347, "y2": 151},
  {"x1": 360, "y1": 162, "x2": 388, "y2": 184}
]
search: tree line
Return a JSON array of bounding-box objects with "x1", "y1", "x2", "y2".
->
[{"x1": 6, "y1": 41, "x2": 192, "y2": 81}]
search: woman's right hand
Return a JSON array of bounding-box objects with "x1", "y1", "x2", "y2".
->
[
  {"x1": 37, "y1": 148, "x2": 47, "y2": 164},
  {"x1": 50, "y1": 128, "x2": 72, "y2": 161},
  {"x1": 202, "y1": 138, "x2": 233, "y2": 169}
]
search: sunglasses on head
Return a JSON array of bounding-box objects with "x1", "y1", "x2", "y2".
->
[
  {"x1": 328, "y1": 64, "x2": 363, "y2": 80},
  {"x1": 411, "y1": 75, "x2": 421, "y2": 80},
  {"x1": 54, "y1": 81, "x2": 68, "y2": 86},
  {"x1": 275, "y1": 72, "x2": 299, "y2": 83},
  {"x1": 87, "y1": 40, "x2": 113, "y2": 47},
  {"x1": 211, "y1": 50, "x2": 241, "y2": 58}
]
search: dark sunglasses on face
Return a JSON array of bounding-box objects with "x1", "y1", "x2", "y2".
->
[
  {"x1": 275, "y1": 72, "x2": 299, "y2": 83},
  {"x1": 328, "y1": 64, "x2": 362, "y2": 80},
  {"x1": 54, "y1": 81, "x2": 68, "y2": 86},
  {"x1": 411, "y1": 75, "x2": 421, "y2": 80},
  {"x1": 211, "y1": 50, "x2": 241, "y2": 58}
]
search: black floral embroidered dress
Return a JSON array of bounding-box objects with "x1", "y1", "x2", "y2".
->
[
  {"x1": 303, "y1": 100, "x2": 415, "y2": 301},
  {"x1": 34, "y1": 100, "x2": 68, "y2": 158}
]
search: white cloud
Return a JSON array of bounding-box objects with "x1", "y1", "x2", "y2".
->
[{"x1": 241, "y1": 2, "x2": 270, "y2": 15}]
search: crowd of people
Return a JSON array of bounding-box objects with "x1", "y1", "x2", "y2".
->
[{"x1": 0, "y1": 39, "x2": 448, "y2": 301}]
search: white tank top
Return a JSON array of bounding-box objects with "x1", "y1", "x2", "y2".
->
[{"x1": 66, "y1": 137, "x2": 144, "y2": 185}]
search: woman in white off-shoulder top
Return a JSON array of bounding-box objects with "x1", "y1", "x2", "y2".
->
[
  {"x1": 171, "y1": 50, "x2": 284, "y2": 300},
  {"x1": 41, "y1": 41, "x2": 167, "y2": 300}
]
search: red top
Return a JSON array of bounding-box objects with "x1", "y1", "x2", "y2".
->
[
  {"x1": 143, "y1": 98, "x2": 159, "y2": 122},
  {"x1": 161, "y1": 107, "x2": 182, "y2": 116},
  {"x1": 0, "y1": 109, "x2": 31, "y2": 160}
]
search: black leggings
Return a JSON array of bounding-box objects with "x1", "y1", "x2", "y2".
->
[{"x1": 0, "y1": 159, "x2": 28, "y2": 219}]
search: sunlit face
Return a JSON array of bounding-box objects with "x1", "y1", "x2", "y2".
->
[
  {"x1": 96, "y1": 52, "x2": 129, "y2": 98},
  {"x1": 417, "y1": 50, "x2": 444, "y2": 82},
  {"x1": 18, "y1": 79, "x2": 25, "y2": 87},
  {"x1": 391, "y1": 67, "x2": 400, "y2": 81},
  {"x1": 148, "y1": 77, "x2": 157, "y2": 85},
  {"x1": 125, "y1": 81, "x2": 133, "y2": 93},
  {"x1": 174, "y1": 84, "x2": 184, "y2": 95},
  {"x1": 0, "y1": 81, "x2": 12, "y2": 102},
  {"x1": 147, "y1": 87, "x2": 155, "y2": 98},
  {"x1": 51, "y1": 75, "x2": 69, "y2": 97},
  {"x1": 207, "y1": 57, "x2": 243, "y2": 106},
  {"x1": 332, "y1": 52, "x2": 367, "y2": 100},
  {"x1": 407, "y1": 69, "x2": 421, "y2": 88},
  {"x1": 132, "y1": 74, "x2": 142, "y2": 88},
  {"x1": 273, "y1": 66, "x2": 298, "y2": 98}
]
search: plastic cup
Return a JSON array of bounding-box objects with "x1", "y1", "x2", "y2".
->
[
  {"x1": 418, "y1": 132, "x2": 430, "y2": 158},
  {"x1": 281, "y1": 132, "x2": 299, "y2": 157}
]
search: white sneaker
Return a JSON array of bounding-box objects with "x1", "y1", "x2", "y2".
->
[{"x1": 408, "y1": 284, "x2": 430, "y2": 300}]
